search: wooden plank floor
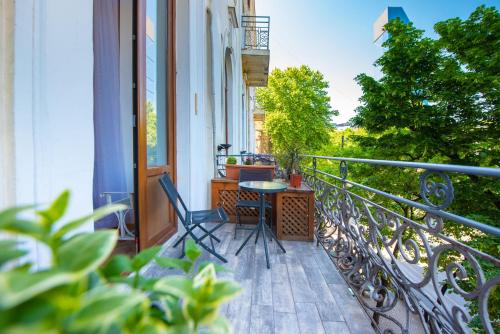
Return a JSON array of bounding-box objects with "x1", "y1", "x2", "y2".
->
[{"x1": 144, "y1": 223, "x2": 375, "y2": 334}]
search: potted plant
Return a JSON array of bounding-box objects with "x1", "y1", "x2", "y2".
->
[
  {"x1": 0, "y1": 192, "x2": 241, "y2": 333},
  {"x1": 284, "y1": 151, "x2": 302, "y2": 187},
  {"x1": 225, "y1": 156, "x2": 238, "y2": 179},
  {"x1": 224, "y1": 155, "x2": 275, "y2": 180}
]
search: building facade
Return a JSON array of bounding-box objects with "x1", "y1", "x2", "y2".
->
[{"x1": 0, "y1": 0, "x2": 269, "y2": 264}]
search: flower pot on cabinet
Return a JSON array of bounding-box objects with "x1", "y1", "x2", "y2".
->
[{"x1": 224, "y1": 164, "x2": 276, "y2": 180}]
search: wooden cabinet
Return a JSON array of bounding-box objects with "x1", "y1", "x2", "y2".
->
[
  {"x1": 211, "y1": 178, "x2": 260, "y2": 224},
  {"x1": 275, "y1": 185, "x2": 314, "y2": 241},
  {"x1": 211, "y1": 178, "x2": 314, "y2": 241}
]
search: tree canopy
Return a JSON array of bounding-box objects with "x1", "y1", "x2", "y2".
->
[
  {"x1": 256, "y1": 65, "x2": 336, "y2": 167},
  {"x1": 343, "y1": 6, "x2": 499, "y2": 330},
  {"x1": 351, "y1": 5, "x2": 499, "y2": 167}
]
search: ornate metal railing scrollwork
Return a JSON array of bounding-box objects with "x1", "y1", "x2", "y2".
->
[
  {"x1": 301, "y1": 155, "x2": 500, "y2": 334},
  {"x1": 419, "y1": 170, "x2": 454, "y2": 210},
  {"x1": 242, "y1": 16, "x2": 270, "y2": 50}
]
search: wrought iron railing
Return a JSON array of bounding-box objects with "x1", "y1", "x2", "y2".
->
[
  {"x1": 242, "y1": 16, "x2": 270, "y2": 50},
  {"x1": 215, "y1": 153, "x2": 276, "y2": 177},
  {"x1": 301, "y1": 155, "x2": 500, "y2": 334}
]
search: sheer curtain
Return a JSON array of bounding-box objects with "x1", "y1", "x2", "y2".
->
[{"x1": 93, "y1": 0, "x2": 126, "y2": 228}]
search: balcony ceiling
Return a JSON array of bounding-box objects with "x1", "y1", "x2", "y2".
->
[{"x1": 242, "y1": 49, "x2": 270, "y2": 87}]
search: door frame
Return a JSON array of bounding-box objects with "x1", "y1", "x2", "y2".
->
[{"x1": 134, "y1": 0, "x2": 177, "y2": 250}]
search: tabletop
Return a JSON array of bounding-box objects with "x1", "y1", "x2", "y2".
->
[{"x1": 238, "y1": 180, "x2": 288, "y2": 194}]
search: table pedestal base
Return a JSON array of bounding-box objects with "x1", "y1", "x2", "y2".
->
[{"x1": 235, "y1": 193, "x2": 286, "y2": 269}]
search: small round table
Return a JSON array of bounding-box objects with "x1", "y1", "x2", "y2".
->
[{"x1": 235, "y1": 181, "x2": 287, "y2": 269}]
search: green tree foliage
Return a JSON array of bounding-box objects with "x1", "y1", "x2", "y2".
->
[
  {"x1": 0, "y1": 192, "x2": 240, "y2": 333},
  {"x1": 147, "y1": 101, "x2": 158, "y2": 165},
  {"x1": 256, "y1": 65, "x2": 337, "y2": 168},
  {"x1": 342, "y1": 6, "x2": 499, "y2": 331}
]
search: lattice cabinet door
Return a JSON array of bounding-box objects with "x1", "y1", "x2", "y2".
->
[
  {"x1": 276, "y1": 191, "x2": 314, "y2": 241},
  {"x1": 211, "y1": 179, "x2": 260, "y2": 223}
]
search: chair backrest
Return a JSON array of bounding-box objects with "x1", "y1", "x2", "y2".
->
[
  {"x1": 239, "y1": 168, "x2": 273, "y2": 182},
  {"x1": 159, "y1": 174, "x2": 189, "y2": 224}
]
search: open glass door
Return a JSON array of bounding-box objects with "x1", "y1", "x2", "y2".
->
[{"x1": 135, "y1": 0, "x2": 176, "y2": 250}]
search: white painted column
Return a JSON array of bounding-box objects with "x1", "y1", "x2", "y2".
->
[{"x1": 0, "y1": 0, "x2": 15, "y2": 209}]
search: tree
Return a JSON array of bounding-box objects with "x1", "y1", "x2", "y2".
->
[
  {"x1": 256, "y1": 65, "x2": 337, "y2": 169},
  {"x1": 352, "y1": 6, "x2": 499, "y2": 167},
  {"x1": 348, "y1": 6, "x2": 499, "y2": 331},
  {"x1": 146, "y1": 101, "x2": 158, "y2": 165}
]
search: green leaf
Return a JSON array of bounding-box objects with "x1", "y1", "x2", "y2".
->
[
  {"x1": 36, "y1": 190, "x2": 70, "y2": 228},
  {"x1": 52, "y1": 203, "x2": 127, "y2": 240},
  {"x1": 199, "y1": 261, "x2": 230, "y2": 274},
  {"x1": 0, "y1": 218, "x2": 45, "y2": 240},
  {"x1": 57, "y1": 231, "x2": 117, "y2": 272},
  {"x1": 100, "y1": 255, "x2": 133, "y2": 278},
  {"x1": 184, "y1": 239, "x2": 201, "y2": 262},
  {"x1": 68, "y1": 287, "x2": 147, "y2": 332},
  {"x1": 0, "y1": 205, "x2": 34, "y2": 226},
  {"x1": 193, "y1": 263, "x2": 216, "y2": 289},
  {"x1": 205, "y1": 280, "x2": 242, "y2": 305},
  {"x1": 154, "y1": 276, "x2": 193, "y2": 299},
  {"x1": 155, "y1": 257, "x2": 193, "y2": 273},
  {"x1": 0, "y1": 270, "x2": 74, "y2": 309},
  {"x1": 132, "y1": 246, "x2": 162, "y2": 271},
  {"x1": 0, "y1": 240, "x2": 27, "y2": 268},
  {"x1": 208, "y1": 316, "x2": 231, "y2": 334}
]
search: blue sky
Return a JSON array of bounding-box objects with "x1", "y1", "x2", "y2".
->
[{"x1": 255, "y1": 0, "x2": 499, "y2": 123}]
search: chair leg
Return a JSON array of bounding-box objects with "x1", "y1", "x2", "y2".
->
[
  {"x1": 234, "y1": 207, "x2": 241, "y2": 239},
  {"x1": 173, "y1": 228, "x2": 192, "y2": 248},
  {"x1": 197, "y1": 223, "x2": 221, "y2": 243},
  {"x1": 255, "y1": 227, "x2": 260, "y2": 244},
  {"x1": 269, "y1": 208, "x2": 273, "y2": 242},
  {"x1": 197, "y1": 221, "x2": 227, "y2": 243},
  {"x1": 184, "y1": 226, "x2": 228, "y2": 263},
  {"x1": 178, "y1": 238, "x2": 186, "y2": 259}
]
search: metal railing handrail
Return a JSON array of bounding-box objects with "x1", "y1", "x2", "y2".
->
[
  {"x1": 241, "y1": 15, "x2": 270, "y2": 50},
  {"x1": 303, "y1": 166, "x2": 500, "y2": 237},
  {"x1": 301, "y1": 154, "x2": 500, "y2": 178},
  {"x1": 300, "y1": 154, "x2": 499, "y2": 333}
]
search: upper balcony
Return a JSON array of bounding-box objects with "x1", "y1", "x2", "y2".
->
[{"x1": 242, "y1": 16, "x2": 270, "y2": 87}]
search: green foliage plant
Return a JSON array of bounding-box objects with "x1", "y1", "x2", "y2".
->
[
  {"x1": 0, "y1": 191, "x2": 241, "y2": 333},
  {"x1": 226, "y1": 157, "x2": 237, "y2": 165},
  {"x1": 243, "y1": 158, "x2": 253, "y2": 165},
  {"x1": 344, "y1": 6, "x2": 499, "y2": 331},
  {"x1": 256, "y1": 65, "x2": 337, "y2": 173}
]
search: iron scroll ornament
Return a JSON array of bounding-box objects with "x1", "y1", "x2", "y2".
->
[
  {"x1": 304, "y1": 173, "x2": 499, "y2": 333},
  {"x1": 419, "y1": 170, "x2": 454, "y2": 210},
  {"x1": 339, "y1": 160, "x2": 348, "y2": 180}
]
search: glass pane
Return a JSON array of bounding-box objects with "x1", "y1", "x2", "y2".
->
[{"x1": 146, "y1": 0, "x2": 167, "y2": 166}]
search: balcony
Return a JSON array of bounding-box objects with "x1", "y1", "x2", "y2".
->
[
  {"x1": 144, "y1": 155, "x2": 500, "y2": 334},
  {"x1": 242, "y1": 16, "x2": 270, "y2": 87}
]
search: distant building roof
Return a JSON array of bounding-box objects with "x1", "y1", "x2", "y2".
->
[{"x1": 373, "y1": 7, "x2": 410, "y2": 42}]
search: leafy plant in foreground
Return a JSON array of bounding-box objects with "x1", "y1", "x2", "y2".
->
[{"x1": 0, "y1": 190, "x2": 241, "y2": 333}]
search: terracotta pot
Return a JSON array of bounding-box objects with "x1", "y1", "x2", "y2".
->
[
  {"x1": 224, "y1": 164, "x2": 276, "y2": 180},
  {"x1": 290, "y1": 173, "x2": 302, "y2": 188},
  {"x1": 225, "y1": 164, "x2": 239, "y2": 180}
]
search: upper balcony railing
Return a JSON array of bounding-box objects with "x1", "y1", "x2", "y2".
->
[
  {"x1": 215, "y1": 152, "x2": 276, "y2": 177},
  {"x1": 242, "y1": 16, "x2": 270, "y2": 50},
  {"x1": 301, "y1": 155, "x2": 500, "y2": 333}
]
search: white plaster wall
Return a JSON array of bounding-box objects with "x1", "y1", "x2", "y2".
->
[
  {"x1": 176, "y1": 0, "x2": 248, "y2": 211},
  {"x1": 12, "y1": 0, "x2": 95, "y2": 266}
]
